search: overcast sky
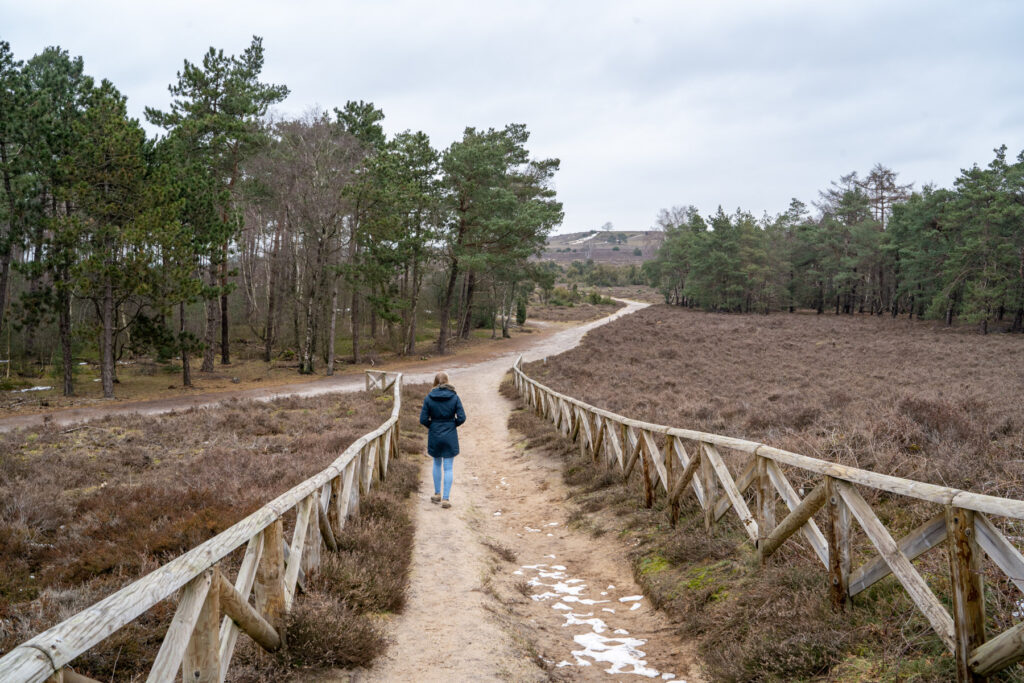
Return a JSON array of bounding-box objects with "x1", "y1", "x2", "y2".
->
[{"x1": 3, "y1": 0, "x2": 1023, "y2": 234}]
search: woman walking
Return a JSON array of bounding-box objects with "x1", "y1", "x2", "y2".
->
[{"x1": 419, "y1": 372, "x2": 466, "y2": 508}]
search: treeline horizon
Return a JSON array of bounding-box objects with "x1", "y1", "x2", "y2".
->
[
  {"x1": 0, "y1": 36, "x2": 562, "y2": 398},
  {"x1": 643, "y1": 153, "x2": 1024, "y2": 333}
]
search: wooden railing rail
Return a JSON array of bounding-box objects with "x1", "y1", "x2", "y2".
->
[
  {"x1": 0, "y1": 372, "x2": 403, "y2": 683},
  {"x1": 512, "y1": 357, "x2": 1024, "y2": 681}
]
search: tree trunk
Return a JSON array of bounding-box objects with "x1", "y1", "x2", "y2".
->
[
  {"x1": 437, "y1": 259, "x2": 460, "y2": 355},
  {"x1": 349, "y1": 288, "x2": 360, "y2": 364},
  {"x1": 459, "y1": 270, "x2": 476, "y2": 340},
  {"x1": 180, "y1": 301, "x2": 192, "y2": 387},
  {"x1": 326, "y1": 277, "x2": 339, "y2": 376},
  {"x1": 0, "y1": 253, "x2": 8, "y2": 336},
  {"x1": 220, "y1": 247, "x2": 230, "y2": 365},
  {"x1": 201, "y1": 265, "x2": 217, "y2": 372},
  {"x1": 1011, "y1": 307, "x2": 1023, "y2": 333},
  {"x1": 300, "y1": 263, "x2": 321, "y2": 374},
  {"x1": 59, "y1": 284, "x2": 73, "y2": 397},
  {"x1": 263, "y1": 219, "x2": 282, "y2": 363},
  {"x1": 404, "y1": 259, "x2": 421, "y2": 356},
  {"x1": 101, "y1": 279, "x2": 115, "y2": 398}
]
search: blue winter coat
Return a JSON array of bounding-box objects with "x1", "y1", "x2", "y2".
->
[{"x1": 419, "y1": 384, "x2": 466, "y2": 458}]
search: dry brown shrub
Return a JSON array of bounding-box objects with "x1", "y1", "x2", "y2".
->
[
  {"x1": 527, "y1": 300, "x2": 624, "y2": 322},
  {"x1": 507, "y1": 306, "x2": 1024, "y2": 679},
  {"x1": 0, "y1": 387, "x2": 418, "y2": 677}
]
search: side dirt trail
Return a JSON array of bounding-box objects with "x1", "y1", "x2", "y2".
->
[{"x1": 349, "y1": 301, "x2": 703, "y2": 682}]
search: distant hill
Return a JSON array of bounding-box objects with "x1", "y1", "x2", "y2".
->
[{"x1": 539, "y1": 230, "x2": 664, "y2": 265}]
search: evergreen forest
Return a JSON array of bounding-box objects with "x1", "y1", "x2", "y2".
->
[
  {"x1": 645, "y1": 156, "x2": 1024, "y2": 333},
  {"x1": 0, "y1": 37, "x2": 563, "y2": 397}
]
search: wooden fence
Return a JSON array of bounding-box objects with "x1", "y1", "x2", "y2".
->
[
  {"x1": 512, "y1": 357, "x2": 1024, "y2": 681},
  {"x1": 0, "y1": 372, "x2": 403, "y2": 683}
]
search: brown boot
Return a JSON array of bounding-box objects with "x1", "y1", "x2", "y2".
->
[{"x1": 441, "y1": 499, "x2": 451, "y2": 509}]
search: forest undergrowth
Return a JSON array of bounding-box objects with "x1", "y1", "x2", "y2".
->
[
  {"x1": 0, "y1": 384, "x2": 428, "y2": 679},
  {"x1": 507, "y1": 305, "x2": 1024, "y2": 681}
]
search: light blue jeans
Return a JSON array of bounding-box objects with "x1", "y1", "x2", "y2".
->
[{"x1": 432, "y1": 456, "x2": 454, "y2": 499}]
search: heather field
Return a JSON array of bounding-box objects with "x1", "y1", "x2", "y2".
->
[
  {"x1": 0, "y1": 387, "x2": 427, "y2": 679},
  {"x1": 525, "y1": 305, "x2": 1024, "y2": 495},
  {"x1": 515, "y1": 305, "x2": 1024, "y2": 680}
]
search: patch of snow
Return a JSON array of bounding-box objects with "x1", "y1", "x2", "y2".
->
[
  {"x1": 11, "y1": 385, "x2": 52, "y2": 393},
  {"x1": 517, "y1": 562, "x2": 676, "y2": 680},
  {"x1": 572, "y1": 631, "x2": 661, "y2": 677}
]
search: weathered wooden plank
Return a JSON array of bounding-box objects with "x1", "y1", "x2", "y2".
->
[
  {"x1": 318, "y1": 483, "x2": 338, "y2": 553},
  {"x1": 826, "y1": 477, "x2": 851, "y2": 610},
  {"x1": 672, "y1": 438, "x2": 706, "y2": 508},
  {"x1": 339, "y1": 460, "x2": 357, "y2": 523},
  {"x1": 640, "y1": 431, "x2": 654, "y2": 507},
  {"x1": 604, "y1": 420, "x2": 624, "y2": 469},
  {"x1": 253, "y1": 521, "x2": 286, "y2": 635},
  {"x1": 970, "y1": 621, "x2": 1024, "y2": 676},
  {"x1": 218, "y1": 532, "x2": 264, "y2": 682},
  {"x1": 328, "y1": 475, "x2": 343, "y2": 540},
  {"x1": 641, "y1": 430, "x2": 669, "y2": 492},
  {"x1": 303, "y1": 496, "x2": 323, "y2": 576},
  {"x1": 974, "y1": 512, "x2": 1024, "y2": 594},
  {"x1": 836, "y1": 481, "x2": 956, "y2": 652},
  {"x1": 756, "y1": 456, "x2": 776, "y2": 547},
  {"x1": 702, "y1": 443, "x2": 758, "y2": 542},
  {"x1": 284, "y1": 495, "x2": 314, "y2": 609},
  {"x1": 766, "y1": 461, "x2": 829, "y2": 568},
  {"x1": 623, "y1": 427, "x2": 643, "y2": 481},
  {"x1": 946, "y1": 507, "x2": 985, "y2": 682},
  {"x1": 713, "y1": 456, "x2": 756, "y2": 522},
  {"x1": 848, "y1": 512, "x2": 946, "y2": 597},
  {"x1": 147, "y1": 571, "x2": 213, "y2": 683},
  {"x1": 183, "y1": 568, "x2": 220, "y2": 683},
  {"x1": 569, "y1": 406, "x2": 583, "y2": 444},
  {"x1": 758, "y1": 480, "x2": 827, "y2": 562},
  {"x1": 215, "y1": 571, "x2": 281, "y2": 653}
]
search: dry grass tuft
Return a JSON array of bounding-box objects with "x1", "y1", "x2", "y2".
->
[{"x1": 482, "y1": 539, "x2": 518, "y2": 563}]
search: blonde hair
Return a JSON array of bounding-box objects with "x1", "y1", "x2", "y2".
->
[{"x1": 433, "y1": 372, "x2": 449, "y2": 387}]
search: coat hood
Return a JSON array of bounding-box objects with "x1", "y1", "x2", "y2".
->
[{"x1": 429, "y1": 384, "x2": 457, "y2": 398}]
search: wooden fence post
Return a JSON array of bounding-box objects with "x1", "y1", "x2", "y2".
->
[
  {"x1": 303, "y1": 497, "x2": 322, "y2": 575},
  {"x1": 254, "y1": 520, "x2": 286, "y2": 635},
  {"x1": 756, "y1": 456, "x2": 776, "y2": 557},
  {"x1": 947, "y1": 507, "x2": 986, "y2": 682},
  {"x1": 701, "y1": 443, "x2": 718, "y2": 532},
  {"x1": 183, "y1": 568, "x2": 220, "y2": 683},
  {"x1": 826, "y1": 477, "x2": 851, "y2": 610},
  {"x1": 640, "y1": 433, "x2": 654, "y2": 508},
  {"x1": 327, "y1": 476, "x2": 343, "y2": 540}
]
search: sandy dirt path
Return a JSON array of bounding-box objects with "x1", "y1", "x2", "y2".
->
[{"x1": 335, "y1": 301, "x2": 703, "y2": 682}]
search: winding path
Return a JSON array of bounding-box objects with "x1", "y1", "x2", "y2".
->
[
  {"x1": 355, "y1": 300, "x2": 702, "y2": 681},
  {"x1": 5, "y1": 301, "x2": 705, "y2": 681}
]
